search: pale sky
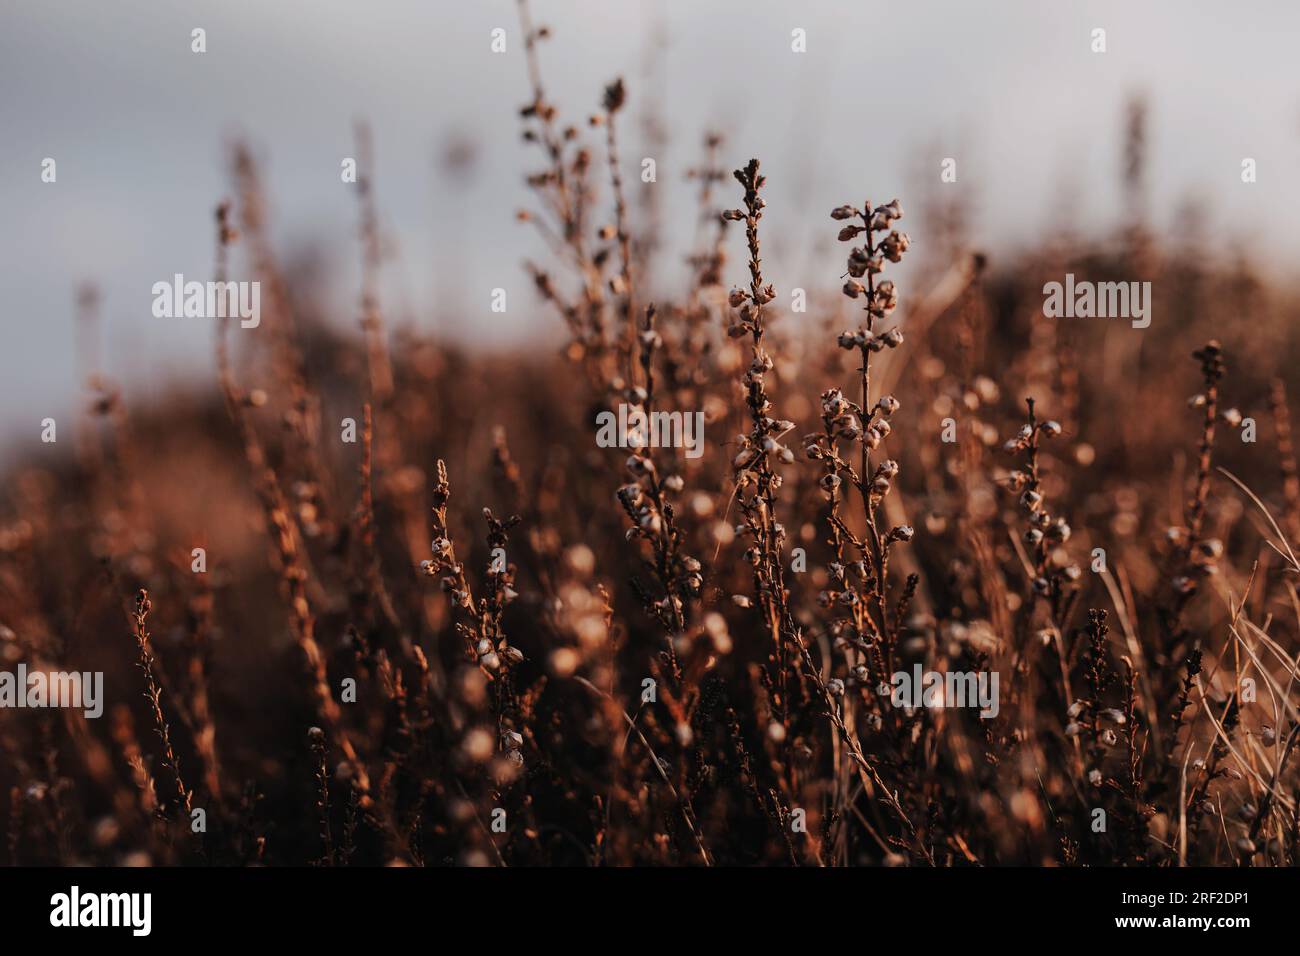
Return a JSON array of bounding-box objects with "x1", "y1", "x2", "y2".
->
[{"x1": 3, "y1": 0, "x2": 1298, "y2": 447}]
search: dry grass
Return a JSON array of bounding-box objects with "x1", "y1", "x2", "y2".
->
[{"x1": 3, "y1": 5, "x2": 1300, "y2": 867}]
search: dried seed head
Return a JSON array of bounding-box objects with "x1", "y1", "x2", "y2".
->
[
  {"x1": 602, "y1": 77, "x2": 626, "y2": 113},
  {"x1": 1196, "y1": 538, "x2": 1223, "y2": 560},
  {"x1": 880, "y1": 231, "x2": 910, "y2": 262},
  {"x1": 821, "y1": 388, "x2": 848, "y2": 416},
  {"x1": 847, "y1": 255, "x2": 868, "y2": 278},
  {"x1": 1046, "y1": 519, "x2": 1071, "y2": 543},
  {"x1": 626, "y1": 454, "x2": 654, "y2": 476}
]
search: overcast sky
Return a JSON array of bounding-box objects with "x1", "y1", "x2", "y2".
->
[{"x1": 3, "y1": 0, "x2": 1298, "y2": 447}]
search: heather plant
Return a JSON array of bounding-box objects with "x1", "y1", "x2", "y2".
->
[{"x1": 3, "y1": 6, "x2": 1300, "y2": 871}]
